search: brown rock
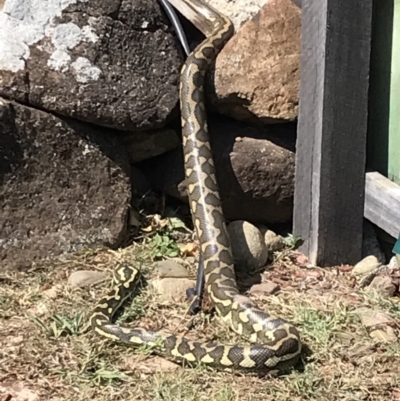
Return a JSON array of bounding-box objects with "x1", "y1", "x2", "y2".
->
[
  {"x1": 140, "y1": 115, "x2": 296, "y2": 224},
  {"x1": 209, "y1": 0, "x2": 301, "y2": 125},
  {"x1": 0, "y1": 0, "x2": 182, "y2": 131},
  {"x1": 0, "y1": 98, "x2": 131, "y2": 270}
]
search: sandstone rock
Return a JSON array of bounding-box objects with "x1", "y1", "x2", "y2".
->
[
  {"x1": 0, "y1": 0, "x2": 182, "y2": 131},
  {"x1": 0, "y1": 98, "x2": 131, "y2": 270},
  {"x1": 139, "y1": 115, "x2": 296, "y2": 224},
  {"x1": 227, "y1": 220, "x2": 268, "y2": 273},
  {"x1": 209, "y1": 0, "x2": 301, "y2": 124},
  {"x1": 120, "y1": 128, "x2": 180, "y2": 163}
]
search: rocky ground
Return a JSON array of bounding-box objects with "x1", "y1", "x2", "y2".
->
[
  {"x1": 1, "y1": 216, "x2": 399, "y2": 401},
  {"x1": 1, "y1": 1, "x2": 398, "y2": 399}
]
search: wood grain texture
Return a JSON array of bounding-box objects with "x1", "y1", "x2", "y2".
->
[
  {"x1": 365, "y1": 172, "x2": 400, "y2": 239},
  {"x1": 293, "y1": 0, "x2": 373, "y2": 266}
]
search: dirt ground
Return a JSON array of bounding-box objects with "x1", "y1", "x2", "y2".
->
[{"x1": 1, "y1": 235, "x2": 400, "y2": 401}]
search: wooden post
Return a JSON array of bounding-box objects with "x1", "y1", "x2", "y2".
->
[{"x1": 293, "y1": 0, "x2": 373, "y2": 266}]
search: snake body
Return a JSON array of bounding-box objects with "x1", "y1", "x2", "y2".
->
[{"x1": 90, "y1": 0, "x2": 301, "y2": 372}]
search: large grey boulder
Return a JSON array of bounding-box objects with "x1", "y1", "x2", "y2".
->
[
  {"x1": 0, "y1": 98, "x2": 131, "y2": 270},
  {"x1": 0, "y1": 0, "x2": 182, "y2": 131}
]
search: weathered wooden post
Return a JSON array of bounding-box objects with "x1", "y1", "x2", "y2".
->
[{"x1": 293, "y1": 0, "x2": 373, "y2": 266}]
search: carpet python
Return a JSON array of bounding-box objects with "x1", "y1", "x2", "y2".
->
[{"x1": 89, "y1": 0, "x2": 302, "y2": 373}]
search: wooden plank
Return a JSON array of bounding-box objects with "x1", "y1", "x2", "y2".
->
[
  {"x1": 364, "y1": 172, "x2": 400, "y2": 239},
  {"x1": 293, "y1": 0, "x2": 373, "y2": 266}
]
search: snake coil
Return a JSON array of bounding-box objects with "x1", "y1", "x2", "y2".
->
[{"x1": 89, "y1": 0, "x2": 301, "y2": 373}]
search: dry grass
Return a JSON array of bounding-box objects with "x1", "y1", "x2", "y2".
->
[{"x1": 1, "y1": 239, "x2": 400, "y2": 401}]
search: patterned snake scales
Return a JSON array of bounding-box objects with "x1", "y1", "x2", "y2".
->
[{"x1": 90, "y1": 0, "x2": 301, "y2": 372}]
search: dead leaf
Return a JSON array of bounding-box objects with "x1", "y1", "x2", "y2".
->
[{"x1": 179, "y1": 242, "x2": 198, "y2": 256}]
